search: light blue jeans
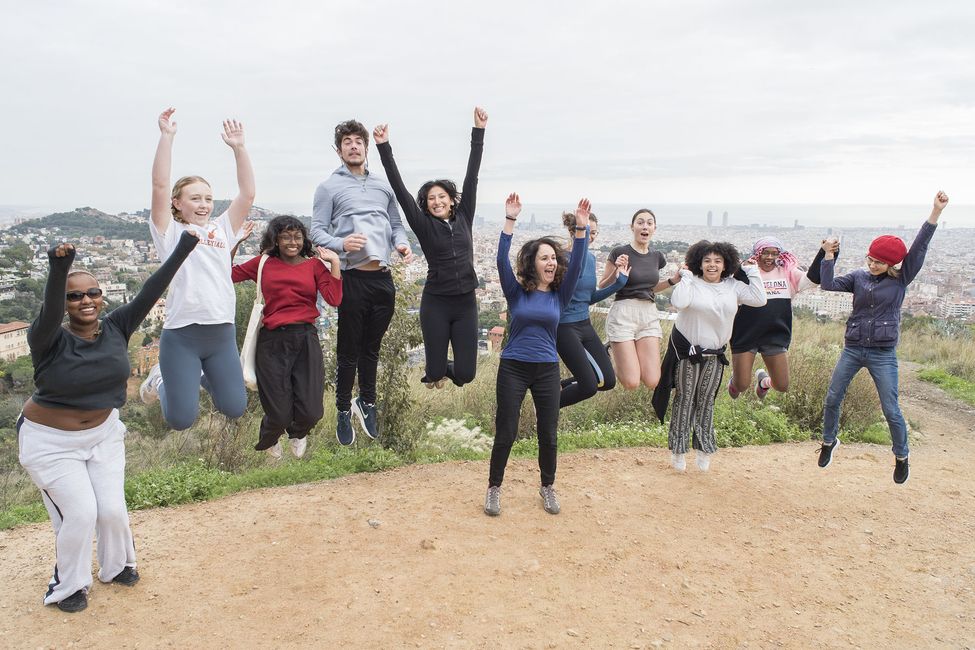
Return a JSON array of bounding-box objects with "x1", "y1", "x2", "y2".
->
[{"x1": 823, "y1": 345, "x2": 908, "y2": 458}]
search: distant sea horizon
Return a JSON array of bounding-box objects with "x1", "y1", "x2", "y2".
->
[{"x1": 1, "y1": 202, "x2": 971, "y2": 229}]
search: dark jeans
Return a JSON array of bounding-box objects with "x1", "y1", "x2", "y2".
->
[
  {"x1": 254, "y1": 323, "x2": 324, "y2": 451},
  {"x1": 489, "y1": 359, "x2": 561, "y2": 487},
  {"x1": 335, "y1": 269, "x2": 395, "y2": 412},
  {"x1": 419, "y1": 290, "x2": 478, "y2": 386},
  {"x1": 556, "y1": 319, "x2": 616, "y2": 408}
]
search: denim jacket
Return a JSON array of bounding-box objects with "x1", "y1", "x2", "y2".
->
[{"x1": 821, "y1": 221, "x2": 937, "y2": 348}]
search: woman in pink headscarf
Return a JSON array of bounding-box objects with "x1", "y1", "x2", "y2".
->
[{"x1": 727, "y1": 237, "x2": 827, "y2": 399}]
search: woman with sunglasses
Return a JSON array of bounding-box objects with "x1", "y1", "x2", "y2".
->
[
  {"x1": 727, "y1": 238, "x2": 828, "y2": 400},
  {"x1": 818, "y1": 191, "x2": 948, "y2": 484},
  {"x1": 18, "y1": 231, "x2": 200, "y2": 612}
]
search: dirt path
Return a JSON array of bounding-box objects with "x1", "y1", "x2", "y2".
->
[{"x1": 2, "y1": 367, "x2": 974, "y2": 649}]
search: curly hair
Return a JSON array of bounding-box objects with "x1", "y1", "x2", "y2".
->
[
  {"x1": 260, "y1": 215, "x2": 314, "y2": 258},
  {"x1": 684, "y1": 240, "x2": 741, "y2": 279},
  {"x1": 416, "y1": 180, "x2": 460, "y2": 218},
  {"x1": 561, "y1": 211, "x2": 597, "y2": 234},
  {"x1": 334, "y1": 119, "x2": 369, "y2": 150},
  {"x1": 516, "y1": 237, "x2": 568, "y2": 292},
  {"x1": 631, "y1": 208, "x2": 656, "y2": 225}
]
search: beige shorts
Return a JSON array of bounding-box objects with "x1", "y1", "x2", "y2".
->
[{"x1": 606, "y1": 299, "x2": 663, "y2": 342}]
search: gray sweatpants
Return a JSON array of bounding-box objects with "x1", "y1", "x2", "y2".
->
[
  {"x1": 18, "y1": 410, "x2": 136, "y2": 604},
  {"x1": 668, "y1": 356, "x2": 724, "y2": 455}
]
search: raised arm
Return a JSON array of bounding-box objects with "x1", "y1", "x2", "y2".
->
[
  {"x1": 559, "y1": 198, "x2": 591, "y2": 305},
  {"x1": 373, "y1": 124, "x2": 425, "y2": 234},
  {"x1": 221, "y1": 119, "x2": 256, "y2": 233},
  {"x1": 457, "y1": 107, "x2": 487, "y2": 225},
  {"x1": 28, "y1": 244, "x2": 76, "y2": 356},
  {"x1": 230, "y1": 221, "x2": 255, "y2": 260},
  {"x1": 151, "y1": 108, "x2": 177, "y2": 234},
  {"x1": 316, "y1": 248, "x2": 343, "y2": 307},
  {"x1": 900, "y1": 191, "x2": 947, "y2": 284},
  {"x1": 670, "y1": 267, "x2": 694, "y2": 310},
  {"x1": 598, "y1": 251, "x2": 621, "y2": 289},
  {"x1": 497, "y1": 193, "x2": 521, "y2": 299},
  {"x1": 591, "y1": 255, "x2": 628, "y2": 304},
  {"x1": 819, "y1": 239, "x2": 854, "y2": 292},
  {"x1": 108, "y1": 232, "x2": 200, "y2": 339}
]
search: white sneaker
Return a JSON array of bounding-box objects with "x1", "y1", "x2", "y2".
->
[
  {"x1": 265, "y1": 441, "x2": 283, "y2": 460},
  {"x1": 139, "y1": 364, "x2": 163, "y2": 404},
  {"x1": 696, "y1": 451, "x2": 712, "y2": 472},
  {"x1": 290, "y1": 437, "x2": 307, "y2": 458},
  {"x1": 672, "y1": 453, "x2": 686, "y2": 472}
]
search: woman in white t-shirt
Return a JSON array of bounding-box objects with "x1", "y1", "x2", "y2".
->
[{"x1": 139, "y1": 108, "x2": 255, "y2": 429}]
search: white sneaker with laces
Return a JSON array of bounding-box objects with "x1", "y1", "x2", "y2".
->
[
  {"x1": 139, "y1": 364, "x2": 163, "y2": 404},
  {"x1": 290, "y1": 437, "x2": 307, "y2": 458},
  {"x1": 672, "y1": 452, "x2": 686, "y2": 472},
  {"x1": 265, "y1": 441, "x2": 283, "y2": 460}
]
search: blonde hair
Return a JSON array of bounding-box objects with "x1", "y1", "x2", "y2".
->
[{"x1": 171, "y1": 175, "x2": 211, "y2": 223}]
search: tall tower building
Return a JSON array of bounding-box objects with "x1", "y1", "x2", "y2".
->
[
  {"x1": 722, "y1": 211, "x2": 729, "y2": 227},
  {"x1": 707, "y1": 210, "x2": 713, "y2": 227}
]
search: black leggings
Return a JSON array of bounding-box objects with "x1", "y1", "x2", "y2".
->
[
  {"x1": 556, "y1": 319, "x2": 616, "y2": 408},
  {"x1": 419, "y1": 290, "x2": 478, "y2": 386},
  {"x1": 489, "y1": 359, "x2": 560, "y2": 487}
]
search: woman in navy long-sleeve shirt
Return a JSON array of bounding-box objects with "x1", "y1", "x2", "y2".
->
[
  {"x1": 817, "y1": 191, "x2": 948, "y2": 484},
  {"x1": 485, "y1": 194, "x2": 589, "y2": 517}
]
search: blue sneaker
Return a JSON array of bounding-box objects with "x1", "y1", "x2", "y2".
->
[
  {"x1": 352, "y1": 397, "x2": 379, "y2": 440},
  {"x1": 336, "y1": 410, "x2": 355, "y2": 446}
]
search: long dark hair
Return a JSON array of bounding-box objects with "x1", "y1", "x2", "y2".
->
[
  {"x1": 516, "y1": 237, "x2": 568, "y2": 292},
  {"x1": 684, "y1": 240, "x2": 741, "y2": 279},
  {"x1": 416, "y1": 179, "x2": 460, "y2": 218},
  {"x1": 260, "y1": 215, "x2": 314, "y2": 258}
]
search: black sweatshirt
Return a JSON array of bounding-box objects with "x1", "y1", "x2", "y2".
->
[
  {"x1": 29, "y1": 232, "x2": 198, "y2": 410},
  {"x1": 376, "y1": 127, "x2": 483, "y2": 296}
]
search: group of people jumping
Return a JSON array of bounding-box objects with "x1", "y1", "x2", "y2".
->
[{"x1": 17, "y1": 105, "x2": 949, "y2": 612}]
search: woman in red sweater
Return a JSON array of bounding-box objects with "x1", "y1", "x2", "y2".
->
[{"x1": 232, "y1": 216, "x2": 342, "y2": 458}]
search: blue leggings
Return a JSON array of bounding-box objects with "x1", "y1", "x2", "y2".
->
[{"x1": 159, "y1": 323, "x2": 247, "y2": 430}]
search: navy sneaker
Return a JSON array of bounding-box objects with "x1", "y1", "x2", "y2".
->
[
  {"x1": 818, "y1": 438, "x2": 839, "y2": 468},
  {"x1": 112, "y1": 566, "x2": 140, "y2": 586},
  {"x1": 352, "y1": 397, "x2": 379, "y2": 440},
  {"x1": 894, "y1": 457, "x2": 910, "y2": 484},
  {"x1": 336, "y1": 410, "x2": 355, "y2": 446},
  {"x1": 57, "y1": 589, "x2": 88, "y2": 613}
]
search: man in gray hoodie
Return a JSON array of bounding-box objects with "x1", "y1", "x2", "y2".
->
[{"x1": 312, "y1": 119, "x2": 413, "y2": 446}]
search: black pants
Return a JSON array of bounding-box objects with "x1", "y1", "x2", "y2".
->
[
  {"x1": 254, "y1": 323, "x2": 324, "y2": 450},
  {"x1": 335, "y1": 269, "x2": 395, "y2": 412},
  {"x1": 556, "y1": 319, "x2": 616, "y2": 408},
  {"x1": 489, "y1": 359, "x2": 560, "y2": 487},
  {"x1": 419, "y1": 290, "x2": 478, "y2": 386}
]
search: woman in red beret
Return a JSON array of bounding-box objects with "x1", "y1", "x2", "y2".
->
[{"x1": 816, "y1": 191, "x2": 949, "y2": 484}]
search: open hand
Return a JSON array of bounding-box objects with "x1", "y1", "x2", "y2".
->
[
  {"x1": 238, "y1": 221, "x2": 256, "y2": 241},
  {"x1": 221, "y1": 119, "x2": 245, "y2": 148},
  {"x1": 575, "y1": 198, "x2": 592, "y2": 228},
  {"x1": 505, "y1": 193, "x2": 522, "y2": 219},
  {"x1": 474, "y1": 107, "x2": 488, "y2": 128},
  {"x1": 373, "y1": 124, "x2": 389, "y2": 144},
  {"x1": 158, "y1": 108, "x2": 177, "y2": 136},
  {"x1": 317, "y1": 247, "x2": 340, "y2": 266}
]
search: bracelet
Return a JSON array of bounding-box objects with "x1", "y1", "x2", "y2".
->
[
  {"x1": 667, "y1": 278, "x2": 675, "y2": 286},
  {"x1": 505, "y1": 216, "x2": 517, "y2": 222}
]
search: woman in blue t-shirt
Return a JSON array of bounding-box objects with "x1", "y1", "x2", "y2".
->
[{"x1": 485, "y1": 194, "x2": 589, "y2": 517}]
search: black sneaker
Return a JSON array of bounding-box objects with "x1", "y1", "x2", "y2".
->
[
  {"x1": 352, "y1": 397, "x2": 379, "y2": 440},
  {"x1": 336, "y1": 410, "x2": 355, "y2": 446},
  {"x1": 112, "y1": 566, "x2": 140, "y2": 586},
  {"x1": 894, "y1": 457, "x2": 910, "y2": 484},
  {"x1": 818, "y1": 438, "x2": 839, "y2": 468},
  {"x1": 57, "y1": 589, "x2": 88, "y2": 613}
]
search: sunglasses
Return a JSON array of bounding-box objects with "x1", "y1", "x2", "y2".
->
[{"x1": 66, "y1": 288, "x2": 103, "y2": 302}]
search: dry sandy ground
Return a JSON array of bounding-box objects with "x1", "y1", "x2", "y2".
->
[{"x1": 1, "y1": 367, "x2": 974, "y2": 649}]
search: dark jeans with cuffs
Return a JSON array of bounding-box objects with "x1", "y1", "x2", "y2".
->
[
  {"x1": 419, "y1": 290, "x2": 478, "y2": 386},
  {"x1": 489, "y1": 359, "x2": 561, "y2": 487},
  {"x1": 254, "y1": 323, "x2": 324, "y2": 451},
  {"x1": 335, "y1": 269, "x2": 395, "y2": 412}
]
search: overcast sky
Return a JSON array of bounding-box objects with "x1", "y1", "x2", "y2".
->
[{"x1": 1, "y1": 0, "x2": 973, "y2": 225}]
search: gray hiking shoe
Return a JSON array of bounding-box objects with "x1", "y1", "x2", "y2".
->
[
  {"x1": 484, "y1": 486, "x2": 501, "y2": 516},
  {"x1": 539, "y1": 485, "x2": 560, "y2": 515}
]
